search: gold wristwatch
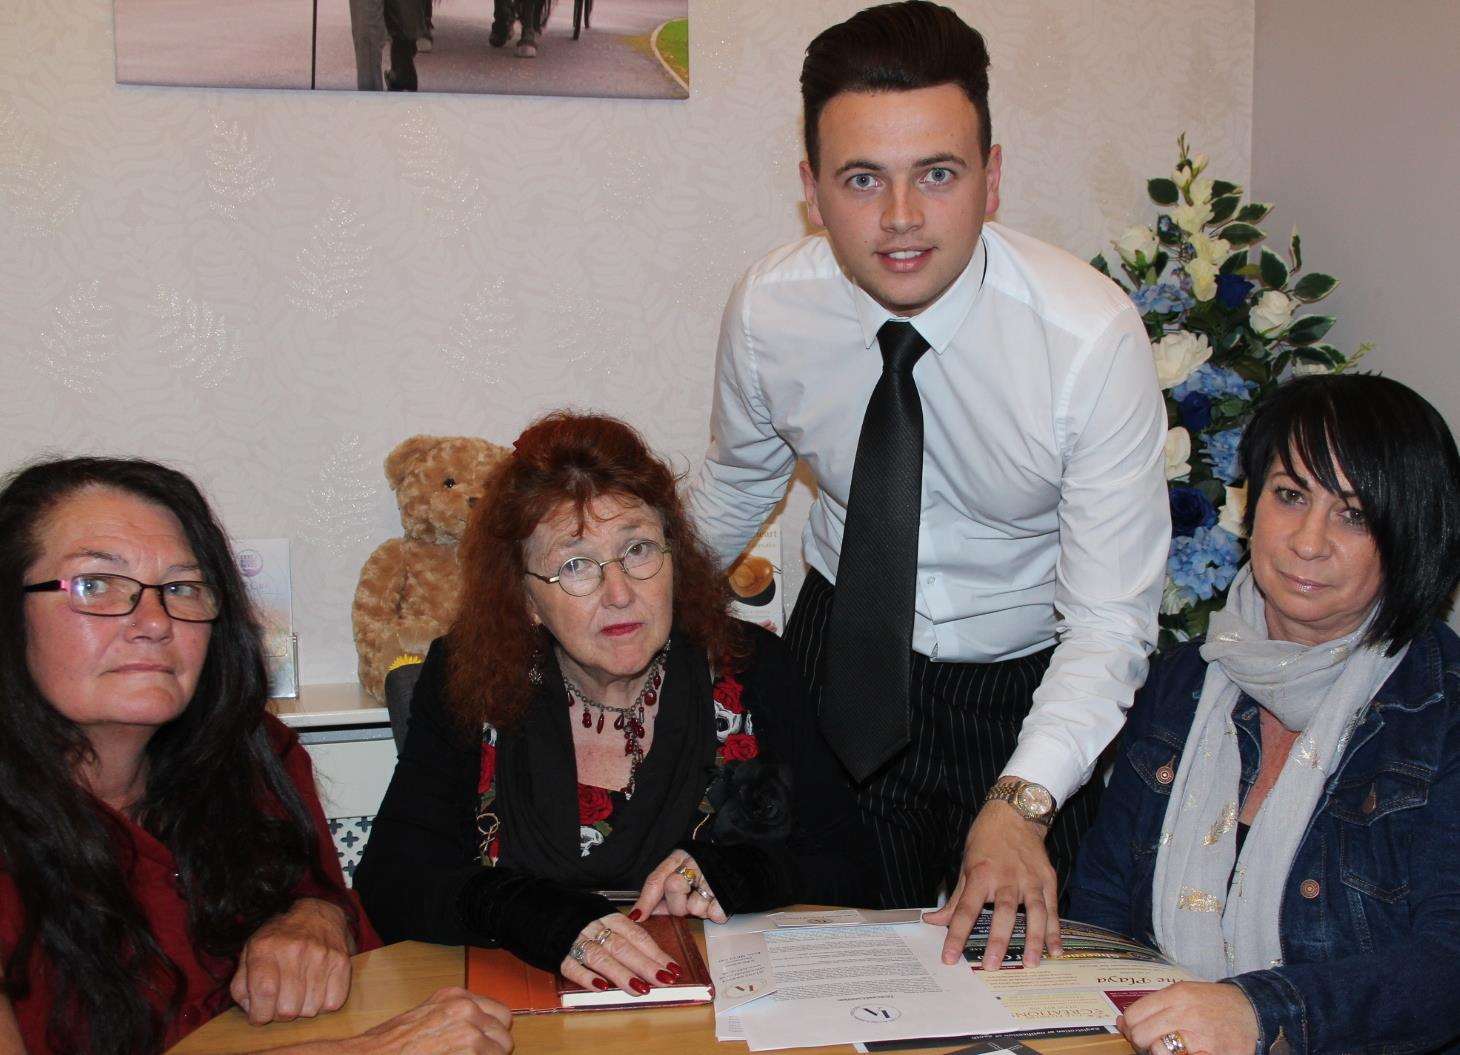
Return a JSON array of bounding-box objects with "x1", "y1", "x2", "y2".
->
[{"x1": 985, "y1": 776, "x2": 1056, "y2": 827}]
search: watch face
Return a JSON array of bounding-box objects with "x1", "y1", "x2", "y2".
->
[{"x1": 1015, "y1": 784, "x2": 1053, "y2": 816}]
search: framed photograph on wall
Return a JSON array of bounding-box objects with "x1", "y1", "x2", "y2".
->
[{"x1": 114, "y1": 0, "x2": 688, "y2": 98}]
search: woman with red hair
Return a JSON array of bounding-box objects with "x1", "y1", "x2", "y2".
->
[{"x1": 355, "y1": 412, "x2": 870, "y2": 996}]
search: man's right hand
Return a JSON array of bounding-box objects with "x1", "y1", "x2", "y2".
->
[
  {"x1": 348, "y1": 987, "x2": 513, "y2": 1054},
  {"x1": 923, "y1": 800, "x2": 1062, "y2": 968}
]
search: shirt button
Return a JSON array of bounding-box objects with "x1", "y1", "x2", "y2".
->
[
  {"x1": 1300, "y1": 879, "x2": 1321, "y2": 899},
  {"x1": 1155, "y1": 765, "x2": 1175, "y2": 785}
]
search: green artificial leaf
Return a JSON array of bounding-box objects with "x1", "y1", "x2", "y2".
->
[
  {"x1": 1236, "y1": 202, "x2": 1272, "y2": 223},
  {"x1": 1214, "y1": 397, "x2": 1250, "y2": 422},
  {"x1": 1090, "y1": 253, "x2": 1111, "y2": 276},
  {"x1": 1289, "y1": 230, "x2": 1303, "y2": 272},
  {"x1": 1271, "y1": 350, "x2": 1293, "y2": 377},
  {"x1": 1149, "y1": 251, "x2": 1169, "y2": 279},
  {"x1": 1208, "y1": 194, "x2": 1241, "y2": 226},
  {"x1": 1292, "y1": 272, "x2": 1338, "y2": 302},
  {"x1": 1285, "y1": 315, "x2": 1335, "y2": 346},
  {"x1": 1220, "y1": 223, "x2": 1266, "y2": 247},
  {"x1": 1148, "y1": 178, "x2": 1180, "y2": 206},
  {"x1": 1219, "y1": 249, "x2": 1249, "y2": 275},
  {"x1": 1211, "y1": 180, "x2": 1241, "y2": 199},
  {"x1": 1259, "y1": 249, "x2": 1289, "y2": 290},
  {"x1": 1218, "y1": 327, "x2": 1245, "y2": 353},
  {"x1": 1196, "y1": 478, "x2": 1226, "y2": 504},
  {"x1": 1306, "y1": 344, "x2": 1347, "y2": 366}
]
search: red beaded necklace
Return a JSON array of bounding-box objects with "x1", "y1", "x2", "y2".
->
[{"x1": 562, "y1": 647, "x2": 667, "y2": 797}]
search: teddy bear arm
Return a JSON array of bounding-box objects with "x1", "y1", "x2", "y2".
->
[{"x1": 352, "y1": 539, "x2": 409, "y2": 698}]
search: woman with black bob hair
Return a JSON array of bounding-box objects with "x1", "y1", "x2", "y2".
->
[
  {"x1": 1068, "y1": 374, "x2": 1460, "y2": 1055},
  {"x1": 0, "y1": 458, "x2": 513, "y2": 1055}
]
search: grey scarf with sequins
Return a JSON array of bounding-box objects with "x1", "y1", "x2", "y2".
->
[{"x1": 1150, "y1": 565, "x2": 1404, "y2": 980}]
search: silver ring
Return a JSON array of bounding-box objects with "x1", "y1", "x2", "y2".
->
[
  {"x1": 591, "y1": 927, "x2": 611, "y2": 947},
  {"x1": 569, "y1": 940, "x2": 589, "y2": 964},
  {"x1": 695, "y1": 884, "x2": 715, "y2": 901},
  {"x1": 1161, "y1": 1032, "x2": 1188, "y2": 1055}
]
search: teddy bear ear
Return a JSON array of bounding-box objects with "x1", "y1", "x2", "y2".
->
[{"x1": 384, "y1": 435, "x2": 442, "y2": 489}]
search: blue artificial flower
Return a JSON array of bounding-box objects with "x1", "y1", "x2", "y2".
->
[
  {"x1": 1177, "y1": 392, "x2": 1213, "y2": 432},
  {"x1": 1171, "y1": 364, "x2": 1258, "y2": 403},
  {"x1": 1167, "y1": 525, "x2": 1243, "y2": 601},
  {"x1": 1169, "y1": 485, "x2": 1218, "y2": 538},
  {"x1": 1131, "y1": 282, "x2": 1194, "y2": 316},
  {"x1": 1216, "y1": 273, "x2": 1254, "y2": 309},
  {"x1": 1204, "y1": 427, "x2": 1245, "y2": 484}
]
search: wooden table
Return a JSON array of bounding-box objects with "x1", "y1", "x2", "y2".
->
[{"x1": 171, "y1": 939, "x2": 1134, "y2": 1055}]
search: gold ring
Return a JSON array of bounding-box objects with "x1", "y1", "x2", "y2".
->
[
  {"x1": 674, "y1": 864, "x2": 700, "y2": 886},
  {"x1": 591, "y1": 928, "x2": 611, "y2": 946},
  {"x1": 1161, "y1": 1032, "x2": 1188, "y2": 1055}
]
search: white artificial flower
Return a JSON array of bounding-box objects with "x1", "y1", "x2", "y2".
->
[
  {"x1": 1173, "y1": 163, "x2": 1192, "y2": 188},
  {"x1": 1189, "y1": 177, "x2": 1215, "y2": 206},
  {"x1": 1186, "y1": 258, "x2": 1219, "y2": 302},
  {"x1": 1291, "y1": 361, "x2": 1330, "y2": 377},
  {"x1": 1164, "y1": 426, "x2": 1193, "y2": 481},
  {"x1": 1192, "y1": 152, "x2": 1210, "y2": 175},
  {"x1": 1250, "y1": 290, "x2": 1296, "y2": 335},
  {"x1": 1161, "y1": 580, "x2": 1194, "y2": 615},
  {"x1": 1115, "y1": 225, "x2": 1159, "y2": 267},
  {"x1": 1153, "y1": 331, "x2": 1213, "y2": 390},
  {"x1": 1219, "y1": 484, "x2": 1248, "y2": 538},
  {"x1": 1189, "y1": 231, "x2": 1230, "y2": 266},
  {"x1": 1171, "y1": 201, "x2": 1213, "y2": 236}
]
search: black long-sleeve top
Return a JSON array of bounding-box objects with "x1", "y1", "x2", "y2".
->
[{"x1": 353, "y1": 623, "x2": 874, "y2": 970}]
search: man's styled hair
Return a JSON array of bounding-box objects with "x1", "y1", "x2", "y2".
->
[
  {"x1": 1239, "y1": 373, "x2": 1460, "y2": 654},
  {"x1": 800, "y1": 1, "x2": 993, "y2": 174}
]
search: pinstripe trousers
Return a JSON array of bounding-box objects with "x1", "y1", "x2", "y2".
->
[{"x1": 786, "y1": 569, "x2": 1104, "y2": 909}]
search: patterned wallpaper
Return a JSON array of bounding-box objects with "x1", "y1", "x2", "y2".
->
[{"x1": 0, "y1": 0, "x2": 1254, "y2": 683}]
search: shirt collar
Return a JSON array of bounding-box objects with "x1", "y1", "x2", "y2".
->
[{"x1": 852, "y1": 235, "x2": 988, "y2": 354}]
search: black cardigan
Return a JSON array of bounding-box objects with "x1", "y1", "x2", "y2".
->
[{"x1": 353, "y1": 622, "x2": 874, "y2": 970}]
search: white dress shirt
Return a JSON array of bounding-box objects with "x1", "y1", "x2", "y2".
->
[{"x1": 690, "y1": 221, "x2": 1171, "y2": 805}]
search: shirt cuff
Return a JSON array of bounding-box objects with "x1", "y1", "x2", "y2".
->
[{"x1": 999, "y1": 738, "x2": 1090, "y2": 810}]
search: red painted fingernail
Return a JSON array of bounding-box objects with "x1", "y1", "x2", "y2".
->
[
  {"x1": 656, "y1": 969, "x2": 674, "y2": 984},
  {"x1": 592, "y1": 978, "x2": 611, "y2": 991},
  {"x1": 667, "y1": 961, "x2": 683, "y2": 978},
  {"x1": 630, "y1": 977, "x2": 650, "y2": 995},
  {"x1": 627, "y1": 908, "x2": 642, "y2": 922}
]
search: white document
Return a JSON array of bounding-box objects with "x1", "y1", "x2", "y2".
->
[{"x1": 706, "y1": 915, "x2": 1019, "y2": 1052}]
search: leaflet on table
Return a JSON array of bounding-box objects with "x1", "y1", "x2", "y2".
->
[
  {"x1": 704, "y1": 911, "x2": 1020, "y2": 1051},
  {"x1": 960, "y1": 911, "x2": 1194, "y2": 1035}
]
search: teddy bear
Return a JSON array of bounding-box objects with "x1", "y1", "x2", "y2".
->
[{"x1": 352, "y1": 434, "x2": 508, "y2": 700}]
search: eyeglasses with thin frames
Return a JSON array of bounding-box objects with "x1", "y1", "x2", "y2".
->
[
  {"x1": 525, "y1": 540, "x2": 671, "y2": 597},
  {"x1": 23, "y1": 574, "x2": 222, "y2": 623}
]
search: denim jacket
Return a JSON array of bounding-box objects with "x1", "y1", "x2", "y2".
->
[{"x1": 1067, "y1": 620, "x2": 1460, "y2": 1055}]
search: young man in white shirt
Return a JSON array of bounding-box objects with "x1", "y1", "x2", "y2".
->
[{"x1": 690, "y1": 1, "x2": 1170, "y2": 968}]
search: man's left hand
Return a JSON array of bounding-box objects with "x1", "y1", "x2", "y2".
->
[
  {"x1": 230, "y1": 897, "x2": 354, "y2": 1024},
  {"x1": 923, "y1": 801, "x2": 1060, "y2": 968}
]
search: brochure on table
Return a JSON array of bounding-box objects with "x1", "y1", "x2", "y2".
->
[
  {"x1": 232, "y1": 538, "x2": 297, "y2": 698},
  {"x1": 705, "y1": 909, "x2": 1020, "y2": 1051}
]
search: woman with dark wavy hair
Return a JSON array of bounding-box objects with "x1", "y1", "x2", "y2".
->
[
  {"x1": 355, "y1": 411, "x2": 871, "y2": 996},
  {"x1": 0, "y1": 458, "x2": 514, "y2": 1055}
]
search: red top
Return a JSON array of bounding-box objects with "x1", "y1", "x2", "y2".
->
[{"x1": 0, "y1": 713, "x2": 381, "y2": 1054}]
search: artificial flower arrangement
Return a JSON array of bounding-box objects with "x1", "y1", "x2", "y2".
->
[{"x1": 1092, "y1": 134, "x2": 1367, "y2": 647}]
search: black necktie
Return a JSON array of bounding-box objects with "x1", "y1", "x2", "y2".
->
[{"x1": 820, "y1": 320, "x2": 931, "y2": 783}]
